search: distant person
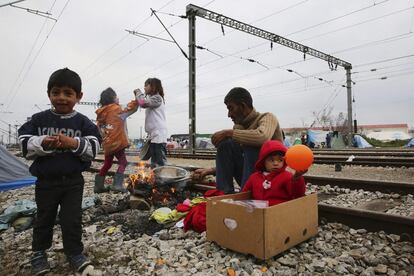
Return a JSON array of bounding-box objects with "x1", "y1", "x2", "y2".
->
[
  {"x1": 326, "y1": 132, "x2": 332, "y2": 148},
  {"x1": 18, "y1": 68, "x2": 101, "y2": 275},
  {"x1": 192, "y1": 87, "x2": 283, "y2": 193},
  {"x1": 301, "y1": 134, "x2": 307, "y2": 145},
  {"x1": 95, "y1": 87, "x2": 138, "y2": 193},
  {"x1": 242, "y1": 140, "x2": 306, "y2": 206},
  {"x1": 134, "y1": 77, "x2": 167, "y2": 167}
]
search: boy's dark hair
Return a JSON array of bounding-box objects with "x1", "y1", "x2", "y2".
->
[
  {"x1": 145, "y1": 77, "x2": 164, "y2": 101},
  {"x1": 224, "y1": 87, "x2": 253, "y2": 108},
  {"x1": 47, "y1": 68, "x2": 81, "y2": 95},
  {"x1": 99, "y1": 87, "x2": 117, "y2": 106}
]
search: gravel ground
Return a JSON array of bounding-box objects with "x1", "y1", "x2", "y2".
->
[{"x1": 1, "y1": 158, "x2": 414, "y2": 275}]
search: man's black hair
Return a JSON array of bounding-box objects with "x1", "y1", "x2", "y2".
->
[
  {"x1": 47, "y1": 68, "x2": 82, "y2": 94},
  {"x1": 99, "y1": 87, "x2": 117, "y2": 106},
  {"x1": 224, "y1": 87, "x2": 253, "y2": 108}
]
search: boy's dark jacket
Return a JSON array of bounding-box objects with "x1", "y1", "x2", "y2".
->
[
  {"x1": 18, "y1": 110, "x2": 101, "y2": 179},
  {"x1": 242, "y1": 140, "x2": 306, "y2": 206}
]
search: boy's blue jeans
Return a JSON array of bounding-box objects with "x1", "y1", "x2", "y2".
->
[{"x1": 215, "y1": 138, "x2": 260, "y2": 193}]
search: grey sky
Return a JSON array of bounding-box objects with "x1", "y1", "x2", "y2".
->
[{"x1": 1, "y1": 0, "x2": 413, "y2": 139}]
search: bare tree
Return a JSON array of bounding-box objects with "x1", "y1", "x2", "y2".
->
[{"x1": 310, "y1": 106, "x2": 334, "y2": 129}]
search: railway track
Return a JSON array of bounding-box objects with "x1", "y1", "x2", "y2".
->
[
  {"x1": 166, "y1": 153, "x2": 414, "y2": 167},
  {"x1": 188, "y1": 182, "x2": 414, "y2": 241},
  {"x1": 87, "y1": 164, "x2": 414, "y2": 240},
  {"x1": 92, "y1": 159, "x2": 414, "y2": 195},
  {"x1": 98, "y1": 151, "x2": 414, "y2": 167}
]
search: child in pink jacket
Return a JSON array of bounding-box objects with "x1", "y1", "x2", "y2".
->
[{"x1": 242, "y1": 140, "x2": 306, "y2": 206}]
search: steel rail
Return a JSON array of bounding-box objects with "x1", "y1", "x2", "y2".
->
[
  {"x1": 89, "y1": 162, "x2": 414, "y2": 195},
  {"x1": 85, "y1": 167, "x2": 414, "y2": 240},
  {"x1": 318, "y1": 203, "x2": 414, "y2": 241},
  {"x1": 165, "y1": 150, "x2": 414, "y2": 157},
  {"x1": 189, "y1": 183, "x2": 414, "y2": 240},
  {"x1": 305, "y1": 175, "x2": 414, "y2": 195},
  {"x1": 162, "y1": 152, "x2": 414, "y2": 167}
]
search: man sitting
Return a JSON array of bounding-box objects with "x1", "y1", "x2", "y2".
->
[{"x1": 192, "y1": 87, "x2": 283, "y2": 193}]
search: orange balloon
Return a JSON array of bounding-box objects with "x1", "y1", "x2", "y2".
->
[{"x1": 285, "y1": 144, "x2": 314, "y2": 171}]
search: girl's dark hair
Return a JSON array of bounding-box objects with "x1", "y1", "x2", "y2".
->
[
  {"x1": 224, "y1": 87, "x2": 253, "y2": 108},
  {"x1": 145, "y1": 78, "x2": 164, "y2": 102},
  {"x1": 99, "y1": 87, "x2": 117, "y2": 106},
  {"x1": 47, "y1": 68, "x2": 81, "y2": 95}
]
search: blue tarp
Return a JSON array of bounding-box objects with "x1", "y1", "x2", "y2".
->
[
  {"x1": 283, "y1": 137, "x2": 292, "y2": 148},
  {"x1": 353, "y1": 135, "x2": 373, "y2": 148},
  {"x1": 307, "y1": 129, "x2": 329, "y2": 147},
  {"x1": 406, "y1": 138, "x2": 414, "y2": 147},
  {"x1": 0, "y1": 177, "x2": 37, "y2": 192},
  {"x1": 0, "y1": 145, "x2": 36, "y2": 192}
]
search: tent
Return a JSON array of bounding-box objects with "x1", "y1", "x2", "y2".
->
[
  {"x1": 306, "y1": 129, "x2": 329, "y2": 148},
  {"x1": 196, "y1": 137, "x2": 214, "y2": 149},
  {"x1": 283, "y1": 137, "x2": 292, "y2": 148},
  {"x1": 353, "y1": 135, "x2": 373, "y2": 148},
  {"x1": 0, "y1": 145, "x2": 36, "y2": 192},
  {"x1": 406, "y1": 138, "x2": 414, "y2": 148}
]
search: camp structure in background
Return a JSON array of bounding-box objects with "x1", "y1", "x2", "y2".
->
[
  {"x1": 352, "y1": 134, "x2": 373, "y2": 148},
  {"x1": 359, "y1": 123, "x2": 411, "y2": 142},
  {"x1": 406, "y1": 138, "x2": 414, "y2": 148},
  {"x1": 366, "y1": 131, "x2": 412, "y2": 142},
  {"x1": 0, "y1": 145, "x2": 36, "y2": 192}
]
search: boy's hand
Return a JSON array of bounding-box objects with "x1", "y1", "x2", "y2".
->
[
  {"x1": 56, "y1": 134, "x2": 78, "y2": 150},
  {"x1": 42, "y1": 136, "x2": 61, "y2": 150}
]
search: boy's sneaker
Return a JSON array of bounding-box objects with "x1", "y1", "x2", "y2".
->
[
  {"x1": 67, "y1": 253, "x2": 91, "y2": 272},
  {"x1": 31, "y1": 251, "x2": 50, "y2": 275}
]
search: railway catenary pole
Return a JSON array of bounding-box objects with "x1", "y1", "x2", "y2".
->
[
  {"x1": 186, "y1": 4, "x2": 354, "y2": 148},
  {"x1": 188, "y1": 11, "x2": 197, "y2": 154}
]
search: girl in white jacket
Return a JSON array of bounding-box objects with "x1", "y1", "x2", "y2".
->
[{"x1": 134, "y1": 78, "x2": 167, "y2": 166}]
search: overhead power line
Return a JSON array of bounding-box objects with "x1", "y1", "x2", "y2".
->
[
  {"x1": 5, "y1": 0, "x2": 71, "y2": 110},
  {"x1": 8, "y1": 3, "x2": 57, "y2": 21},
  {"x1": 0, "y1": 0, "x2": 25, "y2": 8}
]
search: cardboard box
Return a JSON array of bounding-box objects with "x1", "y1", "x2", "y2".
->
[{"x1": 206, "y1": 192, "x2": 318, "y2": 260}]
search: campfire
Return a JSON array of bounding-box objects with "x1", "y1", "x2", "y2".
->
[{"x1": 125, "y1": 162, "x2": 189, "y2": 209}]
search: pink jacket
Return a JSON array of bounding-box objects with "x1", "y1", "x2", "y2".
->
[{"x1": 242, "y1": 140, "x2": 306, "y2": 206}]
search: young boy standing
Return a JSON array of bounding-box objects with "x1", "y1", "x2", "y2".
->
[{"x1": 18, "y1": 68, "x2": 101, "y2": 275}]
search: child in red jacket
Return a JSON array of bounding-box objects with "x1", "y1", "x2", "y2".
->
[{"x1": 242, "y1": 140, "x2": 306, "y2": 206}]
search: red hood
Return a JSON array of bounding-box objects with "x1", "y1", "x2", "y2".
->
[{"x1": 255, "y1": 140, "x2": 287, "y2": 171}]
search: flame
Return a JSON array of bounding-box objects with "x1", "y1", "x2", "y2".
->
[
  {"x1": 126, "y1": 158, "x2": 176, "y2": 206},
  {"x1": 126, "y1": 160, "x2": 155, "y2": 191}
]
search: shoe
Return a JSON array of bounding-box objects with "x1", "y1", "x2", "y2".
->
[
  {"x1": 110, "y1": 173, "x2": 127, "y2": 193},
  {"x1": 67, "y1": 253, "x2": 91, "y2": 273},
  {"x1": 94, "y1": 174, "x2": 109, "y2": 193},
  {"x1": 31, "y1": 251, "x2": 50, "y2": 275}
]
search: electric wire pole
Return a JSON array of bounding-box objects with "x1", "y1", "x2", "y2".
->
[{"x1": 186, "y1": 4, "x2": 354, "y2": 147}]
